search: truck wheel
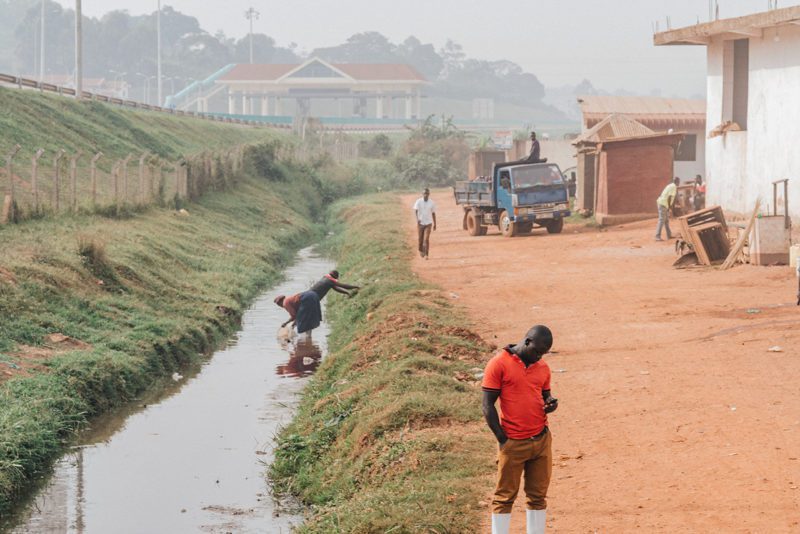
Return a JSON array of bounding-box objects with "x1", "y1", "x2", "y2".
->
[
  {"x1": 466, "y1": 210, "x2": 483, "y2": 236},
  {"x1": 499, "y1": 210, "x2": 517, "y2": 238},
  {"x1": 546, "y1": 218, "x2": 564, "y2": 234}
]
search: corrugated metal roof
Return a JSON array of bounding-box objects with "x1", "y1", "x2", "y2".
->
[
  {"x1": 574, "y1": 113, "x2": 654, "y2": 144},
  {"x1": 219, "y1": 60, "x2": 426, "y2": 82},
  {"x1": 578, "y1": 95, "x2": 706, "y2": 123}
]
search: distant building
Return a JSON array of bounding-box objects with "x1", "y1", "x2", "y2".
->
[
  {"x1": 655, "y1": 5, "x2": 800, "y2": 220},
  {"x1": 178, "y1": 57, "x2": 427, "y2": 120},
  {"x1": 577, "y1": 95, "x2": 706, "y2": 182}
]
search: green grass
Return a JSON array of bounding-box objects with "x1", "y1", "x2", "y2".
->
[
  {"x1": 0, "y1": 162, "x2": 322, "y2": 515},
  {"x1": 270, "y1": 195, "x2": 497, "y2": 533},
  {"x1": 0, "y1": 87, "x2": 267, "y2": 162}
]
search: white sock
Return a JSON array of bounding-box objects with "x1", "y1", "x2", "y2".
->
[
  {"x1": 526, "y1": 509, "x2": 546, "y2": 534},
  {"x1": 491, "y1": 513, "x2": 512, "y2": 534}
]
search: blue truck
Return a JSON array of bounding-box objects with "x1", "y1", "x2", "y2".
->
[{"x1": 453, "y1": 161, "x2": 571, "y2": 237}]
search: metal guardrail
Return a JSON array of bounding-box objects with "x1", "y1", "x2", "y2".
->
[{"x1": 0, "y1": 73, "x2": 292, "y2": 130}]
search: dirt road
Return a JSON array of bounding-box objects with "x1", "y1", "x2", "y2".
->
[{"x1": 405, "y1": 191, "x2": 800, "y2": 533}]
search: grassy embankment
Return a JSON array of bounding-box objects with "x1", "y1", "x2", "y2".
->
[
  {"x1": 271, "y1": 195, "x2": 497, "y2": 533},
  {"x1": 0, "y1": 91, "x2": 324, "y2": 514},
  {"x1": 0, "y1": 86, "x2": 263, "y2": 159}
]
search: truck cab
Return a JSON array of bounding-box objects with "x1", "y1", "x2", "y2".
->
[{"x1": 454, "y1": 162, "x2": 571, "y2": 237}]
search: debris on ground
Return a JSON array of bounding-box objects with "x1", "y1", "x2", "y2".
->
[{"x1": 768, "y1": 346, "x2": 784, "y2": 353}]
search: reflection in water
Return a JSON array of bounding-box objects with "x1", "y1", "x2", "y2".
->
[
  {"x1": 276, "y1": 335, "x2": 323, "y2": 377},
  {"x1": 5, "y1": 247, "x2": 332, "y2": 534}
]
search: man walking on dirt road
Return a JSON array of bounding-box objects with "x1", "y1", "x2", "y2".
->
[
  {"x1": 413, "y1": 188, "x2": 437, "y2": 259},
  {"x1": 655, "y1": 177, "x2": 680, "y2": 241},
  {"x1": 482, "y1": 325, "x2": 558, "y2": 534}
]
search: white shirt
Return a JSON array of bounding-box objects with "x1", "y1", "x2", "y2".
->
[{"x1": 413, "y1": 197, "x2": 436, "y2": 226}]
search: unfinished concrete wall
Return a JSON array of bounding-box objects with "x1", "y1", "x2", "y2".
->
[
  {"x1": 468, "y1": 151, "x2": 506, "y2": 181},
  {"x1": 596, "y1": 141, "x2": 674, "y2": 225},
  {"x1": 576, "y1": 151, "x2": 595, "y2": 212},
  {"x1": 706, "y1": 27, "x2": 800, "y2": 221}
]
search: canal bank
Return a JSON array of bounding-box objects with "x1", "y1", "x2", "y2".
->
[
  {"x1": 0, "y1": 173, "x2": 319, "y2": 515},
  {"x1": 270, "y1": 195, "x2": 495, "y2": 532},
  {"x1": 4, "y1": 248, "x2": 332, "y2": 533}
]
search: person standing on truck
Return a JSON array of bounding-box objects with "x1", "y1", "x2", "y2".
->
[
  {"x1": 413, "y1": 188, "x2": 437, "y2": 259},
  {"x1": 482, "y1": 325, "x2": 558, "y2": 534},
  {"x1": 655, "y1": 177, "x2": 681, "y2": 241},
  {"x1": 523, "y1": 132, "x2": 545, "y2": 164}
]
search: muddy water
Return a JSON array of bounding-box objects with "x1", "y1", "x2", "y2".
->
[{"x1": 5, "y1": 247, "x2": 333, "y2": 534}]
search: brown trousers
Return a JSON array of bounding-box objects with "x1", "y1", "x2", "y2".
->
[
  {"x1": 492, "y1": 430, "x2": 552, "y2": 514},
  {"x1": 417, "y1": 223, "x2": 432, "y2": 257}
]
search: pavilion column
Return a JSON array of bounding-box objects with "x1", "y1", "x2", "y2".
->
[
  {"x1": 405, "y1": 94, "x2": 413, "y2": 120},
  {"x1": 261, "y1": 95, "x2": 270, "y2": 116},
  {"x1": 274, "y1": 96, "x2": 282, "y2": 115},
  {"x1": 241, "y1": 92, "x2": 249, "y2": 115},
  {"x1": 376, "y1": 95, "x2": 384, "y2": 119},
  {"x1": 228, "y1": 92, "x2": 236, "y2": 114},
  {"x1": 415, "y1": 90, "x2": 422, "y2": 119}
]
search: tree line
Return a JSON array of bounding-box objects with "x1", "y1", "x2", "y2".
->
[{"x1": 1, "y1": 0, "x2": 545, "y2": 107}]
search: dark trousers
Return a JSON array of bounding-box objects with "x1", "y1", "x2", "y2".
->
[{"x1": 417, "y1": 223, "x2": 432, "y2": 257}]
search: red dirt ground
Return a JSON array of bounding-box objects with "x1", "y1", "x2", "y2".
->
[{"x1": 405, "y1": 191, "x2": 800, "y2": 533}]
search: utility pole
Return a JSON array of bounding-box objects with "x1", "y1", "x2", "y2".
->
[
  {"x1": 244, "y1": 7, "x2": 260, "y2": 64},
  {"x1": 156, "y1": 0, "x2": 162, "y2": 105},
  {"x1": 74, "y1": 0, "x2": 83, "y2": 99},
  {"x1": 39, "y1": 0, "x2": 45, "y2": 82}
]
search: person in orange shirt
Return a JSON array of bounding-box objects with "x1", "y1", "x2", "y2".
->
[{"x1": 482, "y1": 325, "x2": 558, "y2": 534}]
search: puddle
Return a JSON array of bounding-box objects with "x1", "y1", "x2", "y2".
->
[{"x1": 3, "y1": 247, "x2": 333, "y2": 534}]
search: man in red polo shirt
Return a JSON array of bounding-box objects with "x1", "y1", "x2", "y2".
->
[{"x1": 482, "y1": 325, "x2": 558, "y2": 534}]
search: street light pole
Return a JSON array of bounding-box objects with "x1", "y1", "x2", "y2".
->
[
  {"x1": 156, "y1": 0, "x2": 162, "y2": 106},
  {"x1": 244, "y1": 7, "x2": 260, "y2": 64},
  {"x1": 74, "y1": 0, "x2": 83, "y2": 99},
  {"x1": 39, "y1": 0, "x2": 45, "y2": 82}
]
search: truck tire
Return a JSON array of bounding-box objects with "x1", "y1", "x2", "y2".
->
[
  {"x1": 499, "y1": 210, "x2": 517, "y2": 238},
  {"x1": 546, "y1": 218, "x2": 564, "y2": 234},
  {"x1": 466, "y1": 210, "x2": 484, "y2": 236}
]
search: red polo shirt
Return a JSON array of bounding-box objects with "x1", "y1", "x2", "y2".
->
[{"x1": 482, "y1": 347, "x2": 551, "y2": 439}]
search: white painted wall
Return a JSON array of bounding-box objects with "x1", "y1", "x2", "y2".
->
[{"x1": 705, "y1": 26, "x2": 800, "y2": 220}]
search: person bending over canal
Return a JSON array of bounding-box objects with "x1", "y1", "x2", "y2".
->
[
  {"x1": 309, "y1": 270, "x2": 360, "y2": 300},
  {"x1": 274, "y1": 291, "x2": 322, "y2": 335},
  {"x1": 482, "y1": 325, "x2": 558, "y2": 534}
]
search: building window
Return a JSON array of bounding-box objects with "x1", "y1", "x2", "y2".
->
[
  {"x1": 722, "y1": 38, "x2": 749, "y2": 130},
  {"x1": 675, "y1": 134, "x2": 697, "y2": 161}
]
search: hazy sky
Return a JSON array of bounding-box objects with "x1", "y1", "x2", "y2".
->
[{"x1": 54, "y1": 0, "x2": 799, "y2": 97}]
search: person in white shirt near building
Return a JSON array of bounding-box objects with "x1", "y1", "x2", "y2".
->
[{"x1": 413, "y1": 188, "x2": 437, "y2": 259}]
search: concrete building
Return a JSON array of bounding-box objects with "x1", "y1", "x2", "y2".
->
[
  {"x1": 655, "y1": 5, "x2": 800, "y2": 220},
  {"x1": 577, "y1": 95, "x2": 706, "y2": 181},
  {"x1": 177, "y1": 57, "x2": 427, "y2": 120}
]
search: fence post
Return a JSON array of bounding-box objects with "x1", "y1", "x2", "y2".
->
[
  {"x1": 2, "y1": 144, "x2": 22, "y2": 224},
  {"x1": 122, "y1": 154, "x2": 133, "y2": 204},
  {"x1": 90, "y1": 152, "x2": 103, "y2": 208},
  {"x1": 112, "y1": 161, "x2": 121, "y2": 212},
  {"x1": 138, "y1": 153, "x2": 148, "y2": 204},
  {"x1": 53, "y1": 149, "x2": 66, "y2": 214},
  {"x1": 31, "y1": 148, "x2": 45, "y2": 214},
  {"x1": 69, "y1": 150, "x2": 83, "y2": 214}
]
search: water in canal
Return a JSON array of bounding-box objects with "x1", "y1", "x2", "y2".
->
[{"x1": 4, "y1": 247, "x2": 333, "y2": 534}]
